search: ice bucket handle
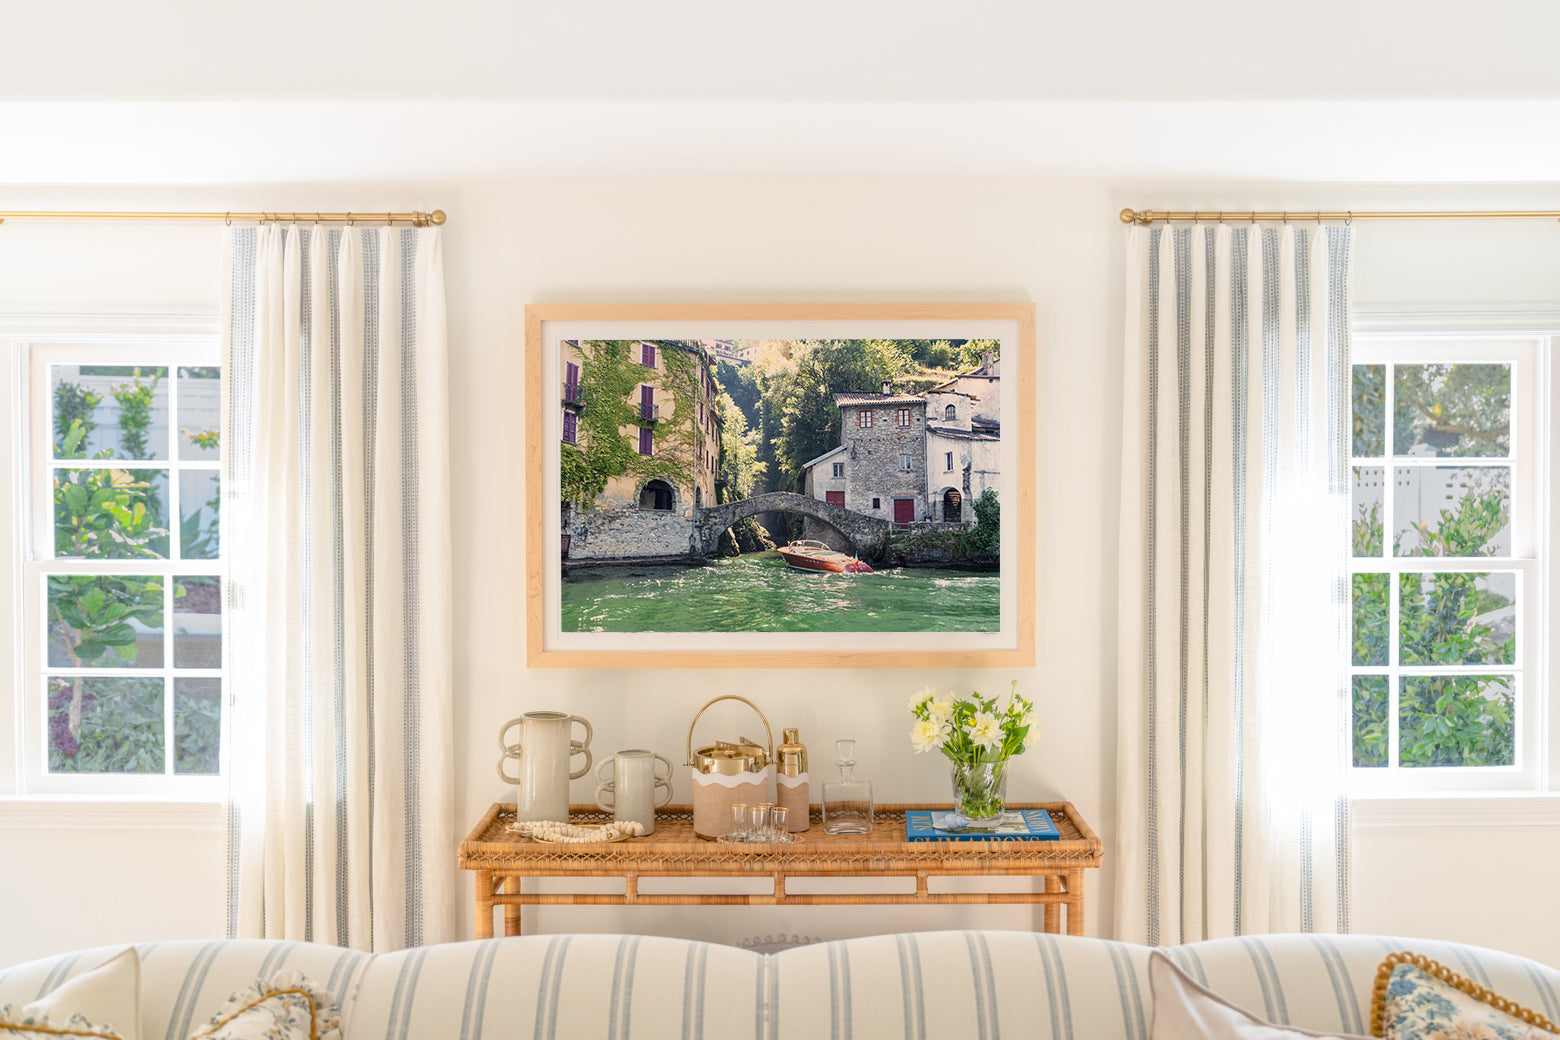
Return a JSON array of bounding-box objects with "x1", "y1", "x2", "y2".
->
[{"x1": 684, "y1": 695, "x2": 774, "y2": 767}]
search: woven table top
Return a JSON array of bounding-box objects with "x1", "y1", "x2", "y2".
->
[{"x1": 459, "y1": 802, "x2": 1103, "y2": 875}]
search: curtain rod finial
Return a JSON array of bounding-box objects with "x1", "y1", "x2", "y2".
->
[
  {"x1": 1119, "y1": 208, "x2": 1137, "y2": 225},
  {"x1": 414, "y1": 210, "x2": 447, "y2": 227}
]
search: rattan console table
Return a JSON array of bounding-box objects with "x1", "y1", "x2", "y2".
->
[{"x1": 459, "y1": 801, "x2": 1103, "y2": 938}]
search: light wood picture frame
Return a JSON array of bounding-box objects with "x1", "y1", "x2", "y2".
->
[{"x1": 525, "y1": 303, "x2": 1036, "y2": 668}]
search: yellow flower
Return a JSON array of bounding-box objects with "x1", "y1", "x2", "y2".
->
[
  {"x1": 908, "y1": 685, "x2": 939, "y2": 712},
  {"x1": 927, "y1": 697, "x2": 955, "y2": 725}
]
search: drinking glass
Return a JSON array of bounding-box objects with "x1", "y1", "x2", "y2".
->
[
  {"x1": 729, "y1": 802, "x2": 751, "y2": 841},
  {"x1": 769, "y1": 805, "x2": 790, "y2": 841},
  {"x1": 748, "y1": 803, "x2": 773, "y2": 842}
]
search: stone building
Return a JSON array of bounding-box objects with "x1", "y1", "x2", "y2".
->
[
  {"x1": 560, "y1": 339, "x2": 724, "y2": 560},
  {"x1": 923, "y1": 388, "x2": 999, "y2": 523},
  {"x1": 800, "y1": 358, "x2": 1002, "y2": 527},
  {"x1": 829, "y1": 389, "x2": 929, "y2": 526}
]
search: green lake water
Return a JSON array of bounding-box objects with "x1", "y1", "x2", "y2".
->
[{"x1": 561, "y1": 551, "x2": 1000, "y2": 633}]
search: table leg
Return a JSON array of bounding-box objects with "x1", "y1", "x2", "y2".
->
[
  {"x1": 1066, "y1": 870, "x2": 1085, "y2": 936},
  {"x1": 475, "y1": 870, "x2": 495, "y2": 939},
  {"x1": 1043, "y1": 875, "x2": 1061, "y2": 933},
  {"x1": 503, "y1": 876, "x2": 522, "y2": 937}
]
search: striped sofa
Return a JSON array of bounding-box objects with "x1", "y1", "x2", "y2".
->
[{"x1": 2, "y1": 931, "x2": 1556, "y2": 1039}]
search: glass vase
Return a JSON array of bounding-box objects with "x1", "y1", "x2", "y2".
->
[{"x1": 950, "y1": 759, "x2": 1009, "y2": 828}]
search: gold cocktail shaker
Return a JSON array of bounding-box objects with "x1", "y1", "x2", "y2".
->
[{"x1": 776, "y1": 727, "x2": 810, "y2": 832}]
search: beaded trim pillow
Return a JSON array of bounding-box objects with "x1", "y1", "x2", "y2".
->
[
  {"x1": 1372, "y1": 952, "x2": 1560, "y2": 1039},
  {"x1": 186, "y1": 972, "x2": 341, "y2": 1040}
]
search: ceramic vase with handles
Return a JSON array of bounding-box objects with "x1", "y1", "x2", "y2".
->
[
  {"x1": 595, "y1": 749, "x2": 674, "y2": 835},
  {"x1": 497, "y1": 711, "x2": 594, "y2": 822}
]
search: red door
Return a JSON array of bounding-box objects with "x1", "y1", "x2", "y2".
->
[
  {"x1": 893, "y1": 498, "x2": 916, "y2": 526},
  {"x1": 826, "y1": 491, "x2": 845, "y2": 508}
]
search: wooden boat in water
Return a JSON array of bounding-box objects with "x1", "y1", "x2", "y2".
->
[{"x1": 776, "y1": 540, "x2": 874, "y2": 574}]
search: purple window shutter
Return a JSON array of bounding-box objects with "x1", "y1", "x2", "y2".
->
[
  {"x1": 639, "y1": 428, "x2": 653, "y2": 456},
  {"x1": 563, "y1": 410, "x2": 577, "y2": 443},
  {"x1": 641, "y1": 384, "x2": 654, "y2": 419},
  {"x1": 642, "y1": 343, "x2": 656, "y2": 367}
]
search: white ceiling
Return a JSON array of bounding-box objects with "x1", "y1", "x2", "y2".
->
[{"x1": 5, "y1": 0, "x2": 1560, "y2": 185}]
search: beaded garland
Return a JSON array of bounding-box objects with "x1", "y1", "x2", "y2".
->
[{"x1": 507, "y1": 819, "x2": 645, "y2": 843}]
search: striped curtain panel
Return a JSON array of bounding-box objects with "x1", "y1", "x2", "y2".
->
[
  {"x1": 1114, "y1": 223, "x2": 1354, "y2": 946},
  {"x1": 220, "y1": 223, "x2": 456, "y2": 950}
]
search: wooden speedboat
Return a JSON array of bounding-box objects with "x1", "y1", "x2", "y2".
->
[{"x1": 776, "y1": 540, "x2": 874, "y2": 574}]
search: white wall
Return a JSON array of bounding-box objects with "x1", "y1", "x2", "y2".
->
[{"x1": 0, "y1": 179, "x2": 1556, "y2": 968}]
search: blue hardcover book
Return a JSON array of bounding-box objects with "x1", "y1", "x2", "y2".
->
[{"x1": 904, "y1": 808, "x2": 1060, "y2": 841}]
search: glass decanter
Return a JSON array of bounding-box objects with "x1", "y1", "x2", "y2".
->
[{"x1": 821, "y1": 738, "x2": 873, "y2": 834}]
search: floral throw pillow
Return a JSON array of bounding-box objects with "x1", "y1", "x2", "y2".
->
[
  {"x1": 1, "y1": 947, "x2": 140, "y2": 1040},
  {"x1": 1373, "y1": 953, "x2": 1560, "y2": 1040},
  {"x1": 186, "y1": 972, "x2": 341, "y2": 1040},
  {"x1": 0, "y1": 1006, "x2": 127, "y2": 1040}
]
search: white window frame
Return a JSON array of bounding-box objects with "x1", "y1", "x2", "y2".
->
[
  {"x1": 11, "y1": 331, "x2": 225, "y2": 800},
  {"x1": 1349, "y1": 330, "x2": 1547, "y2": 796}
]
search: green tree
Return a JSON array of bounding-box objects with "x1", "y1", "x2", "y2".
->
[
  {"x1": 966, "y1": 488, "x2": 1000, "y2": 556},
  {"x1": 110, "y1": 368, "x2": 163, "y2": 460},
  {"x1": 1393, "y1": 363, "x2": 1509, "y2": 457},
  {"x1": 770, "y1": 339, "x2": 910, "y2": 487},
  {"x1": 1352, "y1": 481, "x2": 1515, "y2": 768},
  {"x1": 53, "y1": 381, "x2": 103, "y2": 458},
  {"x1": 46, "y1": 376, "x2": 176, "y2": 766},
  {"x1": 717, "y1": 391, "x2": 763, "y2": 499}
]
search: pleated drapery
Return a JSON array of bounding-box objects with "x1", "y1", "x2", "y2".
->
[
  {"x1": 1115, "y1": 224, "x2": 1354, "y2": 946},
  {"x1": 221, "y1": 223, "x2": 455, "y2": 951}
]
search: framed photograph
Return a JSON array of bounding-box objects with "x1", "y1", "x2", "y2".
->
[{"x1": 525, "y1": 304, "x2": 1035, "y2": 668}]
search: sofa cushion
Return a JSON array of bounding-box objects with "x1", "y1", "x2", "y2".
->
[
  {"x1": 1149, "y1": 952, "x2": 1368, "y2": 1039},
  {"x1": 346, "y1": 934, "x2": 765, "y2": 1040},
  {"x1": 19, "y1": 947, "x2": 141, "y2": 1040}
]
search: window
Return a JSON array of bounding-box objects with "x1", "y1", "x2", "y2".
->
[
  {"x1": 856, "y1": 408, "x2": 874, "y2": 429},
  {"x1": 638, "y1": 427, "x2": 653, "y2": 456},
  {"x1": 899, "y1": 454, "x2": 912, "y2": 471},
  {"x1": 1349, "y1": 335, "x2": 1542, "y2": 793},
  {"x1": 640, "y1": 342, "x2": 656, "y2": 368},
  {"x1": 944, "y1": 404, "x2": 956, "y2": 420},
  {"x1": 872, "y1": 497, "x2": 881, "y2": 509},
  {"x1": 562, "y1": 409, "x2": 578, "y2": 444},
  {"x1": 945, "y1": 452, "x2": 954, "y2": 471},
  {"x1": 832, "y1": 462, "x2": 845, "y2": 478},
  {"x1": 20, "y1": 343, "x2": 225, "y2": 796},
  {"x1": 563, "y1": 361, "x2": 581, "y2": 405},
  {"x1": 896, "y1": 407, "x2": 912, "y2": 427}
]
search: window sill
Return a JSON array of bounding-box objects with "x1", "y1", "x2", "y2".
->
[
  {"x1": 0, "y1": 797, "x2": 223, "y2": 831},
  {"x1": 1351, "y1": 794, "x2": 1560, "y2": 828}
]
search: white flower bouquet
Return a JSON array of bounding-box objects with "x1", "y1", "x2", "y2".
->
[
  {"x1": 908, "y1": 680, "x2": 1036, "y2": 824},
  {"x1": 907, "y1": 680, "x2": 1035, "y2": 763}
]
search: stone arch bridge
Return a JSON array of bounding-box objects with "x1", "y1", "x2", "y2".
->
[{"x1": 693, "y1": 492, "x2": 894, "y2": 558}]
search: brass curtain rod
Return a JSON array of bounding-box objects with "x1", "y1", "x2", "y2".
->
[
  {"x1": 0, "y1": 209, "x2": 446, "y2": 227},
  {"x1": 1121, "y1": 207, "x2": 1560, "y2": 226}
]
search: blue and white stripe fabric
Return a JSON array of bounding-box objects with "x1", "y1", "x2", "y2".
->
[
  {"x1": 1117, "y1": 224, "x2": 1355, "y2": 946},
  {"x1": 221, "y1": 224, "x2": 455, "y2": 951},
  {"x1": 2, "y1": 932, "x2": 1553, "y2": 1040}
]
